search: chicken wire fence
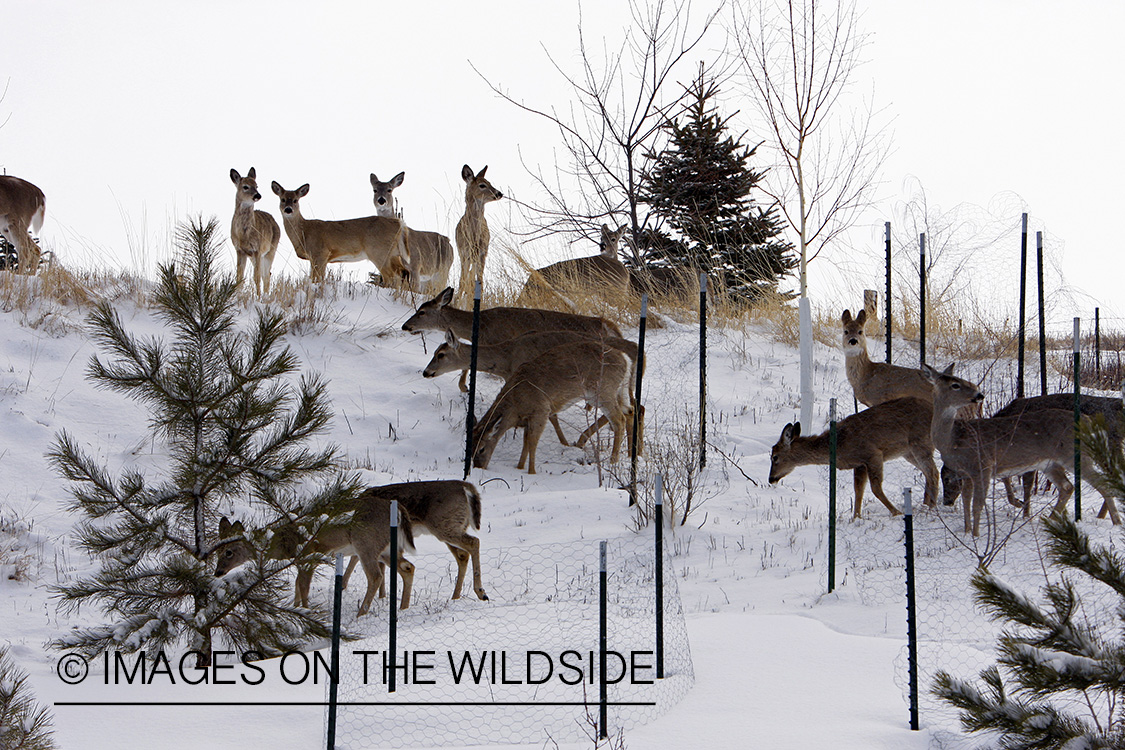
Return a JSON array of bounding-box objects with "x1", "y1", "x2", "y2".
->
[
  {"x1": 825, "y1": 464, "x2": 1124, "y2": 749},
  {"x1": 326, "y1": 535, "x2": 694, "y2": 748}
]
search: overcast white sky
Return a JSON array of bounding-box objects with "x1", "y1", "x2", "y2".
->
[{"x1": 2, "y1": 1, "x2": 1122, "y2": 324}]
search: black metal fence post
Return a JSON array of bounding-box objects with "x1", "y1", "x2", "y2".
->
[
  {"x1": 655, "y1": 474, "x2": 664, "y2": 679},
  {"x1": 1017, "y1": 213, "x2": 1028, "y2": 398},
  {"x1": 389, "y1": 500, "x2": 399, "y2": 693},
  {"x1": 919, "y1": 234, "x2": 926, "y2": 368},
  {"x1": 699, "y1": 273, "x2": 707, "y2": 469},
  {"x1": 599, "y1": 540, "x2": 608, "y2": 739},
  {"x1": 828, "y1": 398, "x2": 838, "y2": 593},
  {"x1": 326, "y1": 553, "x2": 344, "y2": 749},
  {"x1": 629, "y1": 295, "x2": 648, "y2": 506},
  {"x1": 904, "y1": 488, "x2": 919, "y2": 731},
  {"x1": 1095, "y1": 307, "x2": 1101, "y2": 384},
  {"x1": 1074, "y1": 318, "x2": 1082, "y2": 521},
  {"x1": 463, "y1": 281, "x2": 482, "y2": 478},
  {"x1": 885, "y1": 221, "x2": 893, "y2": 364},
  {"x1": 1037, "y1": 232, "x2": 1047, "y2": 396}
]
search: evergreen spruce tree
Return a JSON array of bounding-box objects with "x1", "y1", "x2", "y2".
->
[
  {"x1": 49, "y1": 216, "x2": 363, "y2": 667},
  {"x1": 933, "y1": 513, "x2": 1125, "y2": 748},
  {"x1": 640, "y1": 67, "x2": 796, "y2": 301},
  {"x1": 0, "y1": 646, "x2": 56, "y2": 750}
]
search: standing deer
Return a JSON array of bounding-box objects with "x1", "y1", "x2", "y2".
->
[
  {"x1": 455, "y1": 164, "x2": 503, "y2": 300},
  {"x1": 423, "y1": 328, "x2": 640, "y2": 448},
  {"x1": 471, "y1": 340, "x2": 633, "y2": 474},
  {"x1": 229, "y1": 168, "x2": 281, "y2": 295},
  {"x1": 402, "y1": 286, "x2": 624, "y2": 390},
  {"x1": 355, "y1": 480, "x2": 488, "y2": 603},
  {"x1": 768, "y1": 397, "x2": 940, "y2": 518},
  {"x1": 270, "y1": 181, "x2": 411, "y2": 283},
  {"x1": 214, "y1": 490, "x2": 416, "y2": 614},
  {"x1": 370, "y1": 171, "x2": 454, "y2": 295},
  {"x1": 0, "y1": 175, "x2": 46, "y2": 274},
  {"x1": 922, "y1": 363, "x2": 1122, "y2": 536},
  {"x1": 518, "y1": 223, "x2": 630, "y2": 305}
]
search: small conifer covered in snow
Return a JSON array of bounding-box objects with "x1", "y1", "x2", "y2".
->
[
  {"x1": 0, "y1": 646, "x2": 56, "y2": 750},
  {"x1": 48, "y1": 217, "x2": 363, "y2": 667}
]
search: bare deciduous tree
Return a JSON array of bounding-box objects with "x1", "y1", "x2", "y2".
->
[
  {"x1": 733, "y1": 0, "x2": 889, "y2": 428},
  {"x1": 476, "y1": 0, "x2": 724, "y2": 255}
]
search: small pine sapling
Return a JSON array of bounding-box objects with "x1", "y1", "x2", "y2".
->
[{"x1": 48, "y1": 216, "x2": 364, "y2": 667}]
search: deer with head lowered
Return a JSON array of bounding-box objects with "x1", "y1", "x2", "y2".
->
[
  {"x1": 270, "y1": 181, "x2": 411, "y2": 283},
  {"x1": 423, "y1": 328, "x2": 640, "y2": 449},
  {"x1": 455, "y1": 164, "x2": 503, "y2": 301},
  {"x1": 922, "y1": 363, "x2": 1122, "y2": 536},
  {"x1": 518, "y1": 223, "x2": 630, "y2": 305},
  {"x1": 0, "y1": 175, "x2": 46, "y2": 274},
  {"x1": 214, "y1": 489, "x2": 416, "y2": 614},
  {"x1": 402, "y1": 286, "x2": 624, "y2": 390},
  {"x1": 769, "y1": 397, "x2": 940, "y2": 518},
  {"x1": 370, "y1": 171, "x2": 454, "y2": 295},
  {"x1": 472, "y1": 340, "x2": 633, "y2": 474},
  {"x1": 229, "y1": 168, "x2": 281, "y2": 295}
]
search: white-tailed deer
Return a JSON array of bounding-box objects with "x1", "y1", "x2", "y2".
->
[
  {"x1": 0, "y1": 175, "x2": 46, "y2": 274},
  {"x1": 230, "y1": 168, "x2": 281, "y2": 295},
  {"x1": 423, "y1": 328, "x2": 640, "y2": 448},
  {"x1": 455, "y1": 165, "x2": 503, "y2": 300},
  {"x1": 357, "y1": 480, "x2": 488, "y2": 603},
  {"x1": 942, "y1": 393, "x2": 1125, "y2": 516},
  {"x1": 471, "y1": 340, "x2": 633, "y2": 474},
  {"x1": 370, "y1": 171, "x2": 454, "y2": 295},
  {"x1": 270, "y1": 181, "x2": 410, "y2": 283},
  {"x1": 402, "y1": 286, "x2": 624, "y2": 390},
  {"x1": 518, "y1": 224, "x2": 630, "y2": 305},
  {"x1": 214, "y1": 490, "x2": 416, "y2": 614},
  {"x1": 922, "y1": 363, "x2": 1122, "y2": 536},
  {"x1": 841, "y1": 309, "x2": 933, "y2": 405},
  {"x1": 769, "y1": 397, "x2": 940, "y2": 518}
]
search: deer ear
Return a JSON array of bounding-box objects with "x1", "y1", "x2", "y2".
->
[
  {"x1": 247, "y1": 167, "x2": 256, "y2": 180},
  {"x1": 230, "y1": 169, "x2": 241, "y2": 184},
  {"x1": 297, "y1": 184, "x2": 310, "y2": 198},
  {"x1": 617, "y1": 223, "x2": 629, "y2": 235},
  {"x1": 855, "y1": 309, "x2": 867, "y2": 326},
  {"x1": 271, "y1": 181, "x2": 283, "y2": 196},
  {"x1": 780, "y1": 422, "x2": 798, "y2": 445},
  {"x1": 921, "y1": 364, "x2": 938, "y2": 383},
  {"x1": 370, "y1": 173, "x2": 380, "y2": 187},
  {"x1": 461, "y1": 165, "x2": 474, "y2": 181},
  {"x1": 842, "y1": 309, "x2": 852, "y2": 324},
  {"x1": 477, "y1": 166, "x2": 489, "y2": 179},
  {"x1": 942, "y1": 363, "x2": 956, "y2": 376},
  {"x1": 219, "y1": 517, "x2": 231, "y2": 535},
  {"x1": 444, "y1": 329, "x2": 458, "y2": 347},
  {"x1": 391, "y1": 171, "x2": 405, "y2": 188}
]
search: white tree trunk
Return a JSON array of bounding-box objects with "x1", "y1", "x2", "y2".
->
[{"x1": 799, "y1": 295, "x2": 813, "y2": 431}]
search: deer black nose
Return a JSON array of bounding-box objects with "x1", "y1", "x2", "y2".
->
[
  {"x1": 848, "y1": 338, "x2": 858, "y2": 346},
  {"x1": 973, "y1": 393, "x2": 984, "y2": 402},
  {"x1": 377, "y1": 197, "x2": 386, "y2": 204},
  {"x1": 284, "y1": 207, "x2": 293, "y2": 214},
  {"x1": 253, "y1": 192, "x2": 261, "y2": 201}
]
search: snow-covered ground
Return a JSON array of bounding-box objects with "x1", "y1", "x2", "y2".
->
[{"x1": 4, "y1": 274, "x2": 1094, "y2": 749}]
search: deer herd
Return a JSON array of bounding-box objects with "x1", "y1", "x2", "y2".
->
[
  {"x1": 770, "y1": 308, "x2": 1124, "y2": 538},
  {"x1": 6, "y1": 165, "x2": 1121, "y2": 619}
]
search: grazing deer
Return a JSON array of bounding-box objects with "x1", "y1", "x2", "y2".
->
[
  {"x1": 423, "y1": 328, "x2": 640, "y2": 448},
  {"x1": 0, "y1": 175, "x2": 46, "y2": 274},
  {"x1": 518, "y1": 223, "x2": 630, "y2": 304},
  {"x1": 768, "y1": 397, "x2": 940, "y2": 518},
  {"x1": 942, "y1": 394, "x2": 1125, "y2": 516},
  {"x1": 402, "y1": 286, "x2": 624, "y2": 390},
  {"x1": 270, "y1": 181, "x2": 410, "y2": 283},
  {"x1": 213, "y1": 490, "x2": 416, "y2": 614},
  {"x1": 355, "y1": 480, "x2": 488, "y2": 603},
  {"x1": 922, "y1": 363, "x2": 1122, "y2": 536},
  {"x1": 471, "y1": 340, "x2": 633, "y2": 474},
  {"x1": 455, "y1": 165, "x2": 503, "y2": 300},
  {"x1": 229, "y1": 168, "x2": 281, "y2": 295},
  {"x1": 370, "y1": 171, "x2": 454, "y2": 295}
]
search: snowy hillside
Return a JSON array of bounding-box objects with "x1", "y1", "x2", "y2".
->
[{"x1": 4, "y1": 272, "x2": 1081, "y2": 750}]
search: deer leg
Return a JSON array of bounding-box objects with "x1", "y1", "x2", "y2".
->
[
  {"x1": 462, "y1": 534, "x2": 487, "y2": 601},
  {"x1": 940, "y1": 464, "x2": 960, "y2": 506},
  {"x1": 521, "y1": 415, "x2": 549, "y2": 474},
  {"x1": 235, "y1": 251, "x2": 248, "y2": 288},
  {"x1": 1002, "y1": 477, "x2": 1020, "y2": 507},
  {"x1": 607, "y1": 406, "x2": 627, "y2": 463},
  {"x1": 962, "y1": 476, "x2": 975, "y2": 535},
  {"x1": 550, "y1": 414, "x2": 570, "y2": 446},
  {"x1": 1047, "y1": 465, "x2": 1074, "y2": 518},
  {"x1": 866, "y1": 462, "x2": 903, "y2": 517},
  {"x1": 907, "y1": 450, "x2": 941, "y2": 508},
  {"x1": 295, "y1": 564, "x2": 314, "y2": 608},
  {"x1": 852, "y1": 466, "x2": 868, "y2": 519},
  {"x1": 575, "y1": 415, "x2": 607, "y2": 448},
  {"x1": 342, "y1": 555, "x2": 359, "y2": 590},
  {"x1": 397, "y1": 555, "x2": 415, "y2": 610},
  {"x1": 971, "y1": 473, "x2": 990, "y2": 537},
  {"x1": 446, "y1": 544, "x2": 470, "y2": 599},
  {"x1": 458, "y1": 369, "x2": 469, "y2": 393}
]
